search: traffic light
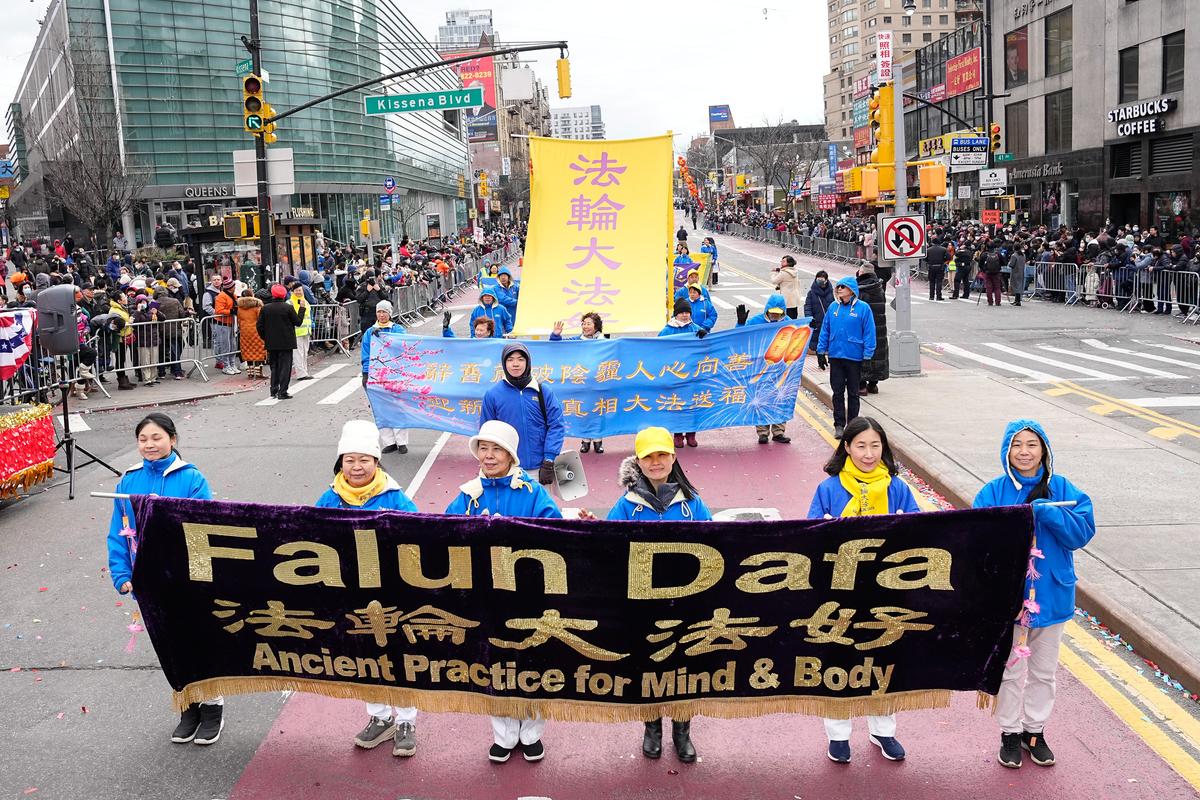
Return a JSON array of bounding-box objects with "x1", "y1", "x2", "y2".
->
[
  {"x1": 919, "y1": 163, "x2": 947, "y2": 198},
  {"x1": 261, "y1": 102, "x2": 277, "y2": 145},
  {"x1": 223, "y1": 212, "x2": 248, "y2": 239},
  {"x1": 860, "y1": 167, "x2": 880, "y2": 201},
  {"x1": 868, "y1": 83, "x2": 895, "y2": 191},
  {"x1": 556, "y1": 58, "x2": 572, "y2": 99},
  {"x1": 242, "y1": 74, "x2": 264, "y2": 134},
  {"x1": 989, "y1": 122, "x2": 1002, "y2": 152}
]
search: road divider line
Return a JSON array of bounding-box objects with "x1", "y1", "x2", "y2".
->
[
  {"x1": 1047, "y1": 381, "x2": 1200, "y2": 439},
  {"x1": 1037, "y1": 344, "x2": 1185, "y2": 378},
  {"x1": 721, "y1": 265, "x2": 780, "y2": 289},
  {"x1": 316, "y1": 376, "x2": 364, "y2": 406},
  {"x1": 982, "y1": 343, "x2": 1124, "y2": 380},
  {"x1": 406, "y1": 431, "x2": 451, "y2": 500}
]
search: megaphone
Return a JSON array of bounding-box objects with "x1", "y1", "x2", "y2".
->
[{"x1": 552, "y1": 449, "x2": 589, "y2": 503}]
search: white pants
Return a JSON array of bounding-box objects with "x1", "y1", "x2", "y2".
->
[
  {"x1": 292, "y1": 334, "x2": 310, "y2": 378},
  {"x1": 823, "y1": 714, "x2": 896, "y2": 741},
  {"x1": 365, "y1": 703, "x2": 416, "y2": 723},
  {"x1": 996, "y1": 622, "x2": 1065, "y2": 734},
  {"x1": 379, "y1": 428, "x2": 409, "y2": 447},
  {"x1": 490, "y1": 715, "x2": 545, "y2": 748},
  {"x1": 200, "y1": 696, "x2": 223, "y2": 706}
]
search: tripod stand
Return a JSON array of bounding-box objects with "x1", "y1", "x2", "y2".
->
[{"x1": 53, "y1": 377, "x2": 119, "y2": 499}]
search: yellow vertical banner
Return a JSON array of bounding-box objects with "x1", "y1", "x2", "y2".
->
[{"x1": 512, "y1": 134, "x2": 673, "y2": 335}]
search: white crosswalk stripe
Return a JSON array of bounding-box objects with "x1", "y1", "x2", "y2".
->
[
  {"x1": 931, "y1": 342, "x2": 1058, "y2": 382},
  {"x1": 1036, "y1": 344, "x2": 1185, "y2": 378},
  {"x1": 710, "y1": 296, "x2": 735, "y2": 310},
  {"x1": 1132, "y1": 339, "x2": 1200, "y2": 359},
  {"x1": 735, "y1": 295, "x2": 764, "y2": 308},
  {"x1": 982, "y1": 343, "x2": 1124, "y2": 380},
  {"x1": 255, "y1": 363, "x2": 350, "y2": 406},
  {"x1": 1082, "y1": 338, "x2": 1200, "y2": 371},
  {"x1": 318, "y1": 376, "x2": 364, "y2": 405},
  {"x1": 928, "y1": 339, "x2": 1200, "y2": 384}
]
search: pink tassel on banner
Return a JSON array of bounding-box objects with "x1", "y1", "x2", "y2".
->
[
  {"x1": 1023, "y1": 598, "x2": 1041, "y2": 615},
  {"x1": 124, "y1": 621, "x2": 144, "y2": 654},
  {"x1": 1006, "y1": 644, "x2": 1033, "y2": 667},
  {"x1": 1026, "y1": 546, "x2": 1044, "y2": 580},
  {"x1": 119, "y1": 527, "x2": 137, "y2": 556}
]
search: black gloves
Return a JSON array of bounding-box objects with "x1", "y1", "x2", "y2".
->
[
  {"x1": 443, "y1": 310, "x2": 451, "y2": 328},
  {"x1": 735, "y1": 304, "x2": 749, "y2": 325},
  {"x1": 361, "y1": 372, "x2": 368, "y2": 387},
  {"x1": 696, "y1": 328, "x2": 708, "y2": 339},
  {"x1": 538, "y1": 460, "x2": 556, "y2": 485}
]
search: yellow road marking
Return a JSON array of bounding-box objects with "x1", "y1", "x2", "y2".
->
[
  {"x1": 1064, "y1": 621, "x2": 1200, "y2": 749},
  {"x1": 1048, "y1": 381, "x2": 1200, "y2": 441},
  {"x1": 1060, "y1": 645, "x2": 1200, "y2": 790},
  {"x1": 721, "y1": 264, "x2": 776, "y2": 290}
]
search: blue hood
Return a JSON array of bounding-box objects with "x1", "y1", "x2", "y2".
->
[
  {"x1": 834, "y1": 276, "x2": 859, "y2": 298},
  {"x1": 1001, "y1": 418, "x2": 1054, "y2": 490},
  {"x1": 763, "y1": 293, "x2": 787, "y2": 316},
  {"x1": 298, "y1": 269, "x2": 312, "y2": 285},
  {"x1": 479, "y1": 287, "x2": 498, "y2": 302},
  {"x1": 497, "y1": 265, "x2": 513, "y2": 278}
]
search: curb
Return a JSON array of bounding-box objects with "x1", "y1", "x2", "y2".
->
[
  {"x1": 801, "y1": 372, "x2": 1200, "y2": 695},
  {"x1": 82, "y1": 382, "x2": 255, "y2": 414}
]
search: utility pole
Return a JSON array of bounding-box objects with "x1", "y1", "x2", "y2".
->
[
  {"x1": 889, "y1": 58, "x2": 921, "y2": 377},
  {"x1": 248, "y1": 0, "x2": 273, "y2": 285},
  {"x1": 980, "y1": 0, "x2": 995, "y2": 222}
]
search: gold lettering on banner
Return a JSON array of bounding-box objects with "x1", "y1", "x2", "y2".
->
[
  {"x1": 490, "y1": 547, "x2": 568, "y2": 594},
  {"x1": 877, "y1": 548, "x2": 954, "y2": 590},
  {"x1": 489, "y1": 609, "x2": 628, "y2": 661},
  {"x1": 793, "y1": 656, "x2": 894, "y2": 695},
  {"x1": 640, "y1": 662, "x2": 736, "y2": 698},
  {"x1": 273, "y1": 542, "x2": 345, "y2": 587},
  {"x1": 627, "y1": 542, "x2": 724, "y2": 600},
  {"x1": 354, "y1": 530, "x2": 381, "y2": 589},
  {"x1": 183, "y1": 523, "x2": 258, "y2": 582},
  {"x1": 397, "y1": 545, "x2": 473, "y2": 589},
  {"x1": 735, "y1": 552, "x2": 813, "y2": 593},
  {"x1": 824, "y1": 539, "x2": 885, "y2": 590}
]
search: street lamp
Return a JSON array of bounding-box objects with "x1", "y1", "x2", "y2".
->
[{"x1": 902, "y1": 0, "x2": 916, "y2": 15}]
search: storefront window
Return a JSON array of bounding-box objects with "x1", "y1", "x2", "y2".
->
[
  {"x1": 1045, "y1": 9, "x2": 1072, "y2": 77},
  {"x1": 1004, "y1": 27, "x2": 1028, "y2": 88},
  {"x1": 1152, "y1": 191, "x2": 1191, "y2": 238},
  {"x1": 1045, "y1": 90, "x2": 1072, "y2": 154}
]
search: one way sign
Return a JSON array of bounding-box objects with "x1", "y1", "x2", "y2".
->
[{"x1": 879, "y1": 213, "x2": 927, "y2": 260}]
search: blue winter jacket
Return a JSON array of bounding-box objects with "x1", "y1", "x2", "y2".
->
[
  {"x1": 803, "y1": 278, "x2": 834, "y2": 334},
  {"x1": 816, "y1": 277, "x2": 876, "y2": 361},
  {"x1": 972, "y1": 419, "x2": 1096, "y2": 628},
  {"x1": 107, "y1": 453, "x2": 212, "y2": 591},
  {"x1": 606, "y1": 457, "x2": 714, "y2": 521},
  {"x1": 494, "y1": 266, "x2": 520, "y2": 320},
  {"x1": 658, "y1": 319, "x2": 703, "y2": 337},
  {"x1": 548, "y1": 332, "x2": 604, "y2": 342},
  {"x1": 480, "y1": 379, "x2": 566, "y2": 469},
  {"x1": 699, "y1": 242, "x2": 718, "y2": 262},
  {"x1": 361, "y1": 322, "x2": 406, "y2": 375},
  {"x1": 469, "y1": 289, "x2": 512, "y2": 337},
  {"x1": 673, "y1": 284, "x2": 711, "y2": 303},
  {"x1": 445, "y1": 470, "x2": 562, "y2": 518},
  {"x1": 315, "y1": 474, "x2": 418, "y2": 512},
  {"x1": 807, "y1": 473, "x2": 920, "y2": 518},
  {"x1": 745, "y1": 293, "x2": 789, "y2": 325}
]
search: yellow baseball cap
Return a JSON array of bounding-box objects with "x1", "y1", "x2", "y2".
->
[{"x1": 634, "y1": 426, "x2": 675, "y2": 458}]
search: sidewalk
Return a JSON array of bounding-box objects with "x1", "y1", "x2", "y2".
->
[{"x1": 803, "y1": 364, "x2": 1200, "y2": 691}]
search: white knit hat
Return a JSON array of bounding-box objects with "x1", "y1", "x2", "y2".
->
[
  {"x1": 337, "y1": 420, "x2": 382, "y2": 460},
  {"x1": 375, "y1": 299, "x2": 394, "y2": 316},
  {"x1": 468, "y1": 420, "x2": 521, "y2": 466}
]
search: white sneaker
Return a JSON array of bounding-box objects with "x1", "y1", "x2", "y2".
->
[{"x1": 222, "y1": 366, "x2": 239, "y2": 375}]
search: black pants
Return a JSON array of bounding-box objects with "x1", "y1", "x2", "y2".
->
[
  {"x1": 828, "y1": 358, "x2": 862, "y2": 428},
  {"x1": 268, "y1": 349, "x2": 293, "y2": 397},
  {"x1": 927, "y1": 266, "x2": 945, "y2": 300},
  {"x1": 786, "y1": 307, "x2": 799, "y2": 319},
  {"x1": 953, "y1": 269, "x2": 972, "y2": 298}
]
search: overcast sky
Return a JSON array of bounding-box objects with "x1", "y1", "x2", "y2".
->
[{"x1": 0, "y1": 1, "x2": 829, "y2": 143}]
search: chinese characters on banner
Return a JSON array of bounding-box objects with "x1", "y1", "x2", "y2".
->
[
  {"x1": 876, "y1": 32, "x2": 893, "y2": 82},
  {"x1": 365, "y1": 324, "x2": 812, "y2": 439},
  {"x1": 946, "y1": 48, "x2": 982, "y2": 98},
  {"x1": 131, "y1": 497, "x2": 1032, "y2": 720},
  {"x1": 514, "y1": 135, "x2": 674, "y2": 335}
]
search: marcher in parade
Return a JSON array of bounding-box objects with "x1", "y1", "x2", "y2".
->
[
  {"x1": 698, "y1": 236, "x2": 718, "y2": 285},
  {"x1": 550, "y1": 311, "x2": 605, "y2": 454},
  {"x1": 361, "y1": 299, "x2": 410, "y2": 454},
  {"x1": 973, "y1": 420, "x2": 1095, "y2": 769},
  {"x1": 480, "y1": 342, "x2": 565, "y2": 485},
  {"x1": 605, "y1": 426, "x2": 711, "y2": 763},
  {"x1": 444, "y1": 420, "x2": 560, "y2": 762},
  {"x1": 659, "y1": 299, "x2": 705, "y2": 448},
  {"x1": 256, "y1": 283, "x2": 305, "y2": 400},
  {"x1": 469, "y1": 286, "x2": 512, "y2": 338},
  {"x1": 105, "y1": 413, "x2": 222, "y2": 744},
  {"x1": 803, "y1": 270, "x2": 833, "y2": 370},
  {"x1": 808, "y1": 416, "x2": 919, "y2": 764},
  {"x1": 673, "y1": 267, "x2": 710, "y2": 303},
  {"x1": 494, "y1": 265, "x2": 520, "y2": 323},
  {"x1": 771, "y1": 255, "x2": 803, "y2": 318},
  {"x1": 735, "y1": 293, "x2": 793, "y2": 444},
  {"x1": 686, "y1": 283, "x2": 718, "y2": 333},
  {"x1": 315, "y1": 420, "x2": 419, "y2": 757},
  {"x1": 816, "y1": 277, "x2": 875, "y2": 438}
]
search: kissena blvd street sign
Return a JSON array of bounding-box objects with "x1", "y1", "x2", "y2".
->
[{"x1": 364, "y1": 87, "x2": 484, "y2": 116}]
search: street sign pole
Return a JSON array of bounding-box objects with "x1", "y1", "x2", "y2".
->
[
  {"x1": 890, "y1": 59, "x2": 921, "y2": 377},
  {"x1": 249, "y1": 0, "x2": 273, "y2": 286}
]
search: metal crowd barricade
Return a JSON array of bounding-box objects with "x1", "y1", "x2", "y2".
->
[
  {"x1": 308, "y1": 303, "x2": 359, "y2": 356},
  {"x1": 0, "y1": 309, "x2": 98, "y2": 406},
  {"x1": 1174, "y1": 271, "x2": 1200, "y2": 324},
  {"x1": 194, "y1": 314, "x2": 239, "y2": 373},
  {"x1": 96, "y1": 317, "x2": 210, "y2": 383},
  {"x1": 1031, "y1": 263, "x2": 1082, "y2": 306}
]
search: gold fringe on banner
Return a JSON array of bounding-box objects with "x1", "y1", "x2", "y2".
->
[
  {"x1": 0, "y1": 459, "x2": 55, "y2": 499},
  {"x1": 172, "y1": 676, "x2": 985, "y2": 721}
]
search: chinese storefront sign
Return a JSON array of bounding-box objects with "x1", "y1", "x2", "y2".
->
[
  {"x1": 945, "y1": 48, "x2": 982, "y2": 98},
  {"x1": 133, "y1": 497, "x2": 1031, "y2": 720},
  {"x1": 514, "y1": 135, "x2": 674, "y2": 335},
  {"x1": 876, "y1": 32, "x2": 893, "y2": 82}
]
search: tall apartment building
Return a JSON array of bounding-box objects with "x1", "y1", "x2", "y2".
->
[
  {"x1": 823, "y1": 0, "x2": 971, "y2": 143},
  {"x1": 550, "y1": 106, "x2": 606, "y2": 140},
  {"x1": 437, "y1": 9, "x2": 496, "y2": 49}
]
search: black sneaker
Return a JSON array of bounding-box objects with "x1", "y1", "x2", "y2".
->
[
  {"x1": 397, "y1": 445, "x2": 408, "y2": 455},
  {"x1": 171, "y1": 703, "x2": 202, "y2": 743},
  {"x1": 834, "y1": 425, "x2": 845, "y2": 439},
  {"x1": 488, "y1": 743, "x2": 513, "y2": 763},
  {"x1": 193, "y1": 703, "x2": 224, "y2": 745},
  {"x1": 772, "y1": 434, "x2": 791, "y2": 444},
  {"x1": 522, "y1": 739, "x2": 545, "y2": 762},
  {"x1": 392, "y1": 722, "x2": 416, "y2": 757},
  {"x1": 354, "y1": 715, "x2": 396, "y2": 749},
  {"x1": 758, "y1": 434, "x2": 769, "y2": 444},
  {"x1": 1022, "y1": 731, "x2": 1055, "y2": 766},
  {"x1": 381, "y1": 444, "x2": 399, "y2": 454},
  {"x1": 997, "y1": 732, "x2": 1022, "y2": 768}
]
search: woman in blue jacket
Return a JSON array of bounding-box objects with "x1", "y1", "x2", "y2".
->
[
  {"x1": 468, "y1": 288, "x2": 512, "y2": 338},
  {"x1": 480, "y1": 342, "x2": 565, "y2": 485},
  {"x1": 444, "y1": 420, "x2": 560, "y2": 763},
  {"x1": 494, "y1": 265, "x2": 520, "y2": 322},
  {"x1": 658, "y1": 299, "x2": 705, "y2": 448},
  {"x1": 550, "y1": 312, "x2": 606, "y2": 454},
  {"x1": 808, "y1": 416, "x2": 918, "y2": 765},
  {"x1": 602, "y1": 426, "x2": 710, "y2": 765},
  {"x1": 698, "y1": 237, "x2": 718, "y2": 284},
  {"x1": 315, "y1": 420, "x2": 419, "y2": 756},
  {"x1": 360, "y1": 300, "x2": 409, "y2": 454},
  {"x1": 105, "y1": 413, "x2": 221, "y2": 745},
  {"x1": 973, "y1": 420, "x2": 1095, "y2": 770},
  {"x1": 685, "y1": 284, "x2": 718, "y2": 332}
]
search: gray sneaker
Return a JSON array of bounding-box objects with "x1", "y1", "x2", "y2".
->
[
  {"x1": 354, "y1": 716, "x2": 396, "y2": 749},
  {"x1": 393, "y1": 722, "x2": 416, "y2": 757}
]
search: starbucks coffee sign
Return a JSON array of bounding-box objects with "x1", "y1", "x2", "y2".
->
[{"x1": 1108, "y1": 97, "x2": 1177, "y2": 137}]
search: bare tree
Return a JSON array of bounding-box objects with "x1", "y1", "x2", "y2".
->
[
  {"x1": 393, "y1": 194, "x2": 429, "y2": 238},
  {"x1": 737, "y1": 119, "x2": 826, "y2": 201},
  {"x1": 497, "y1": 161, "x2": 531, "y2": 221},
  {"x1": 33, "y1": 32, "x2": 149, "y2": 239}
]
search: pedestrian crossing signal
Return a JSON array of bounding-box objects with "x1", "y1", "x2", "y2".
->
[{"x1": 556, "y1": 58, "x2": 572, "y2": 99}]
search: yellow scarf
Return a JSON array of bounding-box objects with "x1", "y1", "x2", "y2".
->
[
  {"x1": 332, "y1": 468, "x2": 391, "y2": 506},
  {"x1": 838, "y1": 462, "x2": 892, "y2": 517}
]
